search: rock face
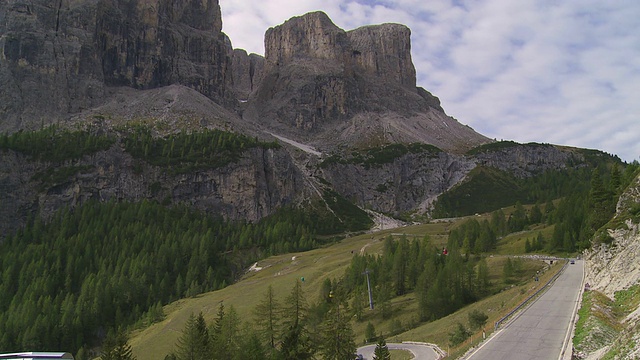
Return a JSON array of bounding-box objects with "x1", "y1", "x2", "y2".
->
[
  {"x1": 0, "y1": 0, "x2": 234, "y2": 132},
  {"x1": 473, "y1": 143, "x2": 574, "y2": 178},
  {"x1": 244, "y1": 11, "x2": 488, "y2": 152},
  {"x1": 0, "y1": 0, "x2": 106, "y2": 131},
  {"x1": 348, "y1": 23, "x2": 416, "y2": 89},
  {"x1": 231, "y1": 49, "x2": 264, "y2": 101},
  {"x1": 320, "y1": 152, "x2": 474, "y2": 215},
  {"x1": 585, "y1": 174, "x2": 640, "y2": 298},
  {"x1": 95, "y1": 0, "x2": 232, "y2": 101},
  {"x1": 579, "y1": 174, "x2": 640, "y2": 359},
  {"x1": 1, "y1": 5, "x2": 606, "y2": 240},
  {"x1": 0, "y1": 142, "x2": 310, "y2": 237},
  {"x1": 265, "y1": 12, "x2": 350, "y2": 68}
]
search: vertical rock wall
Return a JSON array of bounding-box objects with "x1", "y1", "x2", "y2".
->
[
  {"x1": 231, "y1": 49, "x2": 264, "y2": 101},
  {"x1": 348, "y1": 23, "x2": 416, "y2": 89},
  {"x1": 0, "y1": 0, "x2": 235, "y2": 132}
]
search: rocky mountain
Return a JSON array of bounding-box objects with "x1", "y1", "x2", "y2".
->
[
  {"x1": 242, "y1": 11, "x2": 484, "y2": 152},
  {"x1": 0, "y1": 0, "x2": 237, "y2": 132},
  {"x1": 0, "y1": 0, "x2": 621, "y2": 238}
]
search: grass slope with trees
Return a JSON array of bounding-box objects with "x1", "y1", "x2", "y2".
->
[{"x1": 1, "y1": 126, "x2": 638, "y2": 359}]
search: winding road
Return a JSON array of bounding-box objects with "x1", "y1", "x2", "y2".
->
[{"x1": 466, "y1": 260, "x2": 584, "y2": 360}]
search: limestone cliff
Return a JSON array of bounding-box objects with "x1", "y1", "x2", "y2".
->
[
  {"x1": 0, "y1": 0, "x2": 235, "y2": 132},
  {"x1": 95, "y1": 0, "x2": 233, "y2": 102},
  {"x1": 0, "y1": 0, "x2": 106, "y2": 131},
  {"x1": 231, "y1": 49, "x2": 264, "y2": 101},
  {"x1": 0, "y1": 130, "x2": 310, "y2": 237},
  {"x1": 577, "y1": 173, "x2": 640, "y2": 359},
  {"x1": 244, "y1": 11, "x2": 488, "y2": 153},
  {"x1": 348, "y1": 23, "x2": 416, "y2": 89}
]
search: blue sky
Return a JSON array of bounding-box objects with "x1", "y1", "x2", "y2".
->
[{"x1": 220, "y1": 0, "x2": 640, "y2": 162}]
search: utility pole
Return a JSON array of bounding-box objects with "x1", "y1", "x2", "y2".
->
[{"x1": 363, "y1": 269, "x2": 374, "y2": 310}]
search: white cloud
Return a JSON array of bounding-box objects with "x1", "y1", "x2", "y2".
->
[{"x1": 220, "y1": 0, "x2": 640, "y2": 162}]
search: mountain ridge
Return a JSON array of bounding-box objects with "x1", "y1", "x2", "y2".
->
[{"x1": 0, "y1": 0, "x2": 624, "y2": 238}]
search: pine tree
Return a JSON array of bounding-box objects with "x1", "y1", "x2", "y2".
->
[
  {"x1": 392, "y1": 243, "x2": 407, "y2": 296},
  {"x1": 279, "y1": 324, "x2": 315, "y2": 360},
  {"x1": 530, "y1": 203, "x2": 543, "y2": 224},
  {"x1": 214, "y1": 305, "x2": 241, "y2": 358},
  {"x1": 587, "y1": 168, "x2": 615, "y2": 232},
  {"x1": 502, "y1": 258, "x2": 514, "y2": 284},
  {"x1": 364, "y1": 322, "x2": 377, "y2": 343},
  {"x1": 610, "y1": 165, "x2": 622, "y2": 195},
  {"x1": 475, "y1": 258, "x2": 490, "y2": 296},
  {"x1": 283, "y1": 280, "x2": 308, "y2": 328},
  {"x1": 101, "y1": 329, "x2": 136, "y2": 360},
  {"x1": 372, "y1": 337, "x2": 391, "y2": 360},
  {"x1": 175, "y1": 312, "x2": 210, "y2": 360},
  {"x1": 319, "y1": 302, "x2": 356, "y2": 360},
  {"x1": 254, "y1": 285, "x2": 281, "y2": 350},
  {"x1": 235, "y1": 326, "x2": 266, "y2": 360},
  {"x1": 279, "y1": 280, "x2": 315, "y2": 360}
]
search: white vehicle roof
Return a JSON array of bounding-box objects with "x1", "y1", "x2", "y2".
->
[{"x1": 0, "y1": 353, "x2": 73, "y2": 360}]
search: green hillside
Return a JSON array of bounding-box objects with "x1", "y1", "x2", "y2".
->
[
  {"x1": 127, "y1": 217, "x2": 562, "y2": 360},
  {"x1": 1, "y1": 127, "x2": 638, "y2": 359}
]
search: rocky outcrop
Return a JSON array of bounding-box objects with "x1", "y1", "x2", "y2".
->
[
  {"x1": 473, "y1": 142, "x2": 577, "y2": 178},
  {"x1": 348, "y1": 23, "x2": 416, "y2": 88},
  {"x1": 245, "y1": 11, "x2": 489, "y2": 152},
  {"x1": 0, "y1": 0, "x2": 235, "y2": 132},
  {"x1": 264, "y1": 12, "x2": 350, "y2": 69},
  {"x1": 578, "y1": 173, "x2": 640, "y2": 359},
  {"x1": 0, "y1": 142, "x2": 310, "y2": 238},
  {"x1": 0, "y1": 0, "x2": 106, "y2": 132},
  {"x1": 320, "y1": 151, "x2": 474, "y2": 215},
  {"x1": 231, "y1": 49, "x2": 264, "y2": 101},
  {"x1": 585, "y1": 174, "x2": 640, "y2": 298}
]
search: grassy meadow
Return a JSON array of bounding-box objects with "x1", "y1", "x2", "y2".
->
[{"x1": 129, "y1": 216, "x2": 566, "y2": 360}]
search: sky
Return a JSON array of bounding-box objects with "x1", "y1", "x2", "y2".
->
[{"x1": 220, "y1": 0, "x2": 640, "y2": 162}]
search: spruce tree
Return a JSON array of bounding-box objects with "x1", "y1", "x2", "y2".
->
[
  {"x1": 175, "y1": 312, "x2": 210, "y2": 360},
  {"x1": 101, "y1": 329, "x2": 136, "y2": 360},
  {"x1": 319, "y1": 302, "x2": 356, "y2": 360},
  {"x1": 372, "y1": 337, "x2": 391, "y2": 360},
  {"x1": 364, "y1": 322, "x2": 377, "y2": 343}
]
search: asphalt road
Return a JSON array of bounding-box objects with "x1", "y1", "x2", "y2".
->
[
  {"x1": 467, "y1": 260, "x2": 584, "y2": 360},
  {"x1": 357, "y1": 342, "x2": 438, "y2": 360}
]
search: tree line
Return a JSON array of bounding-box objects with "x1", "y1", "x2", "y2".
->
[
  {"x1": 0, "y1": 125, "x2": 114, "y2": 162},
  {"x1": 447, "y1": 164, "x2": 640, "y2": 253},
  {"x1": 0, "y1": 200, "x2": 323, "y2": 357},
  {"x1": 164, "y1": 280, "x2": 357, "y2": 360},
  {"x1": 431, "y1": 152, "x2": 636, "y2": 219},
  {"x1": 119, "y1": 125, "x2": 280, "y2": 174},
  {"x1": 0, "y1": 124, "x2": 281, "y2": 175}
]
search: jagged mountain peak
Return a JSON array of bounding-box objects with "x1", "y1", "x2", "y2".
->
[{"x1": 242, "y1": 10, "x2": 488, "y2": 153}]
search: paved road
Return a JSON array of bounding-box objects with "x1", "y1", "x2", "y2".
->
[
  {"x1": 357, "y1": 343, "x2": 438, "y2": 360},
  {"x1": 467, "y1": 260, "x2": 584, "y2": 360}
]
